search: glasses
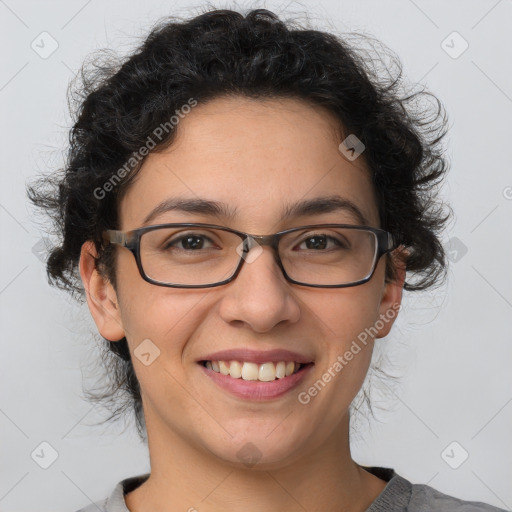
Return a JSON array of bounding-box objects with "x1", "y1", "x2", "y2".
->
[{"x1": 101, "y1": 223, "x2": 396, "y2": 289}]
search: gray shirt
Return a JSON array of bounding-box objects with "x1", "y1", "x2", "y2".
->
[{"x1": 74, "y1": 466, "x2": 508, "y2": 511}]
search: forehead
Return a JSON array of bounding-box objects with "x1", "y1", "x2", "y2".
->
[{"x1": 119, "y1": 96, "x2": 379, "y2": 230}]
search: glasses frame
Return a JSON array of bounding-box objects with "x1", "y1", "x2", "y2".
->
[{"x1": 102, "y1": 222, "x2": 396, "y2": 289}]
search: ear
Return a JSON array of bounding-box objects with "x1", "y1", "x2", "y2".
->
[
  {"x1": 79, "y1": 240, "x2": 126, "y2": 342},
  {"x1": 375, "y1": 246, "x2": 407, "y2": 339}
]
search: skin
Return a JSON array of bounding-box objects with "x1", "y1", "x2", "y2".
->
[{"x1": 80, "y1": 96, "x2": 406, "y2": 511}]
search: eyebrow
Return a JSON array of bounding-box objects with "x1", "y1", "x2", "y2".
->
[{"x1": 142, "y1": 195, "x2": 370, "y2": 226}]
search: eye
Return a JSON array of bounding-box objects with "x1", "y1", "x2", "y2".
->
[
  {"x1": 296, "y1": 233, "x2": 348, "y2": 251},
  {"x1": 164, "y1": 233, "x2": 216, "y2": 251}
]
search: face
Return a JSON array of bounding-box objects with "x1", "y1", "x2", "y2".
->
[{"x1": 81, "y1": 96, "x2": 404, "y2": 469}]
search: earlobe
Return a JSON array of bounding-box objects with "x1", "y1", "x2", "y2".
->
[
  {"x1": 375, "y1": 246, "x2": 407, "y2": 339},
  {"x1": 79, "y1": 241, "x2": 126, "y2": 342}
]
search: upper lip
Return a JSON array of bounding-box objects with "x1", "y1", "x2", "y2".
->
[{"x1": 198, "y1": 348, "x2": 314, "y2": 365}]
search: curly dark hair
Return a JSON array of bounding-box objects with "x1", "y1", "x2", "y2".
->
[{"x1": 27, "y1": 7, "x2": 451, "y2": 439}]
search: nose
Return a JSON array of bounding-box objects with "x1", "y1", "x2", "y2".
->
[{"x1": 217, "y1": 244, "x2": 301, "y2": 332}]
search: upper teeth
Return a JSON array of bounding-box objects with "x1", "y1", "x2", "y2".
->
[{"x1": 205, "y1": 360, "x2": 302, "y2": 381}]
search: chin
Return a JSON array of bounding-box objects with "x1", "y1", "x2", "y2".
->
[{"x1": 203, "y1": 429, "x2": 308, "y2": 471}]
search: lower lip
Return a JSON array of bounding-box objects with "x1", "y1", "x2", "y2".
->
[{"x1": 199, "y1": 363, "x2": 313, "y2": 401}]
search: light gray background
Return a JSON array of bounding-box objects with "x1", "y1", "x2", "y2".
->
[{"x1": 1, "y1": 0, "x2": 511, "y2": 510}]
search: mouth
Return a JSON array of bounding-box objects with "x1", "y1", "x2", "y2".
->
[
  {"x1": 197, "y1": 349, "x2": 314, "y2": 400},
  {"x1": 200, "y1": 359, "x2": 310, "y2": 382}
]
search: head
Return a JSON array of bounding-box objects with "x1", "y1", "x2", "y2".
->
[{"x1": 28, "y1": 8, "x2": 450, "y2": 463}]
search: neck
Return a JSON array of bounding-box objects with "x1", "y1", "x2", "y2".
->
[
  {"x1": 125, "y1": 414, "x2": 386, "y2": 512},
  {"x1": 126, "y1": 412, "x2": 387, "y2": 512}
]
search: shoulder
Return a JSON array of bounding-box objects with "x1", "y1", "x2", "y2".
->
[
  {"x1": 363, "y1": 466, "x2": 508, "y2": 512},
  {"x1": 408, "y1": 481, "x2": 508, "y2": 511},
  {"x1": 76, "y1": 500, "x2": 107, "y2": 512},
  {"x1": 72, "y1": 473, "x2": 150, "y2": 512},
  {"x1": 72, "y1": 496, "x2": 112, "y2": 512},
  {"x1": 73, "y1": 501, "x2": 107, "y2": 512}
]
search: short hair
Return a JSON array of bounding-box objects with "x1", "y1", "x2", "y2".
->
[{"x1": 27, "y1": 8, "x2": 451, "y2": 439}]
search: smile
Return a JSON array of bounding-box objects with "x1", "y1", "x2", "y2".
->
[
  {"x1": 199, "y1": 360, "x2": 314, "y2": 401},
  {"x1": 203, "y1": 360, "x2": 303, "y2": 381}
]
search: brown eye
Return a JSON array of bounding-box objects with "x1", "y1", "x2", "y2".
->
[
  {"x1": 296, "y1": 234, "x2": 348, "y2": 251},
  {"x1": 162, "y1": 233, "x2": 216, "y2": 251}
]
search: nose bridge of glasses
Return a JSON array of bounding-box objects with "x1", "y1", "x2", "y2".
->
[{"x1": 244, "y1": 233, "x2": 280, "y2": 253}]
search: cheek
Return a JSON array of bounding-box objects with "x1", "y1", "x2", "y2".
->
[
  {"x1": 116, "y1": 271, "x2": 206, "y2": 356},
  {"x1": 301, "y1": 283, "x2": 383, "y2": 343},
  {"x1": 291, "y1": 290, "x2": 381, "y2": 443},
  {"x1": 297, "y1": 284, "x2": 383, "y2": 398},
  {"x1": 117, "y1": 287, "x2": 208, "y2": 408}
]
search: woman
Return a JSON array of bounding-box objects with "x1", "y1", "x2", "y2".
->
[{"x1": 28, "y1": 7, "x2": 506, "y2": 512}]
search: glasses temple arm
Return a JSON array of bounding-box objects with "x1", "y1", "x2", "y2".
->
[{"x1": 102, "y1": 229, "x2": 128, "y2": 247}]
